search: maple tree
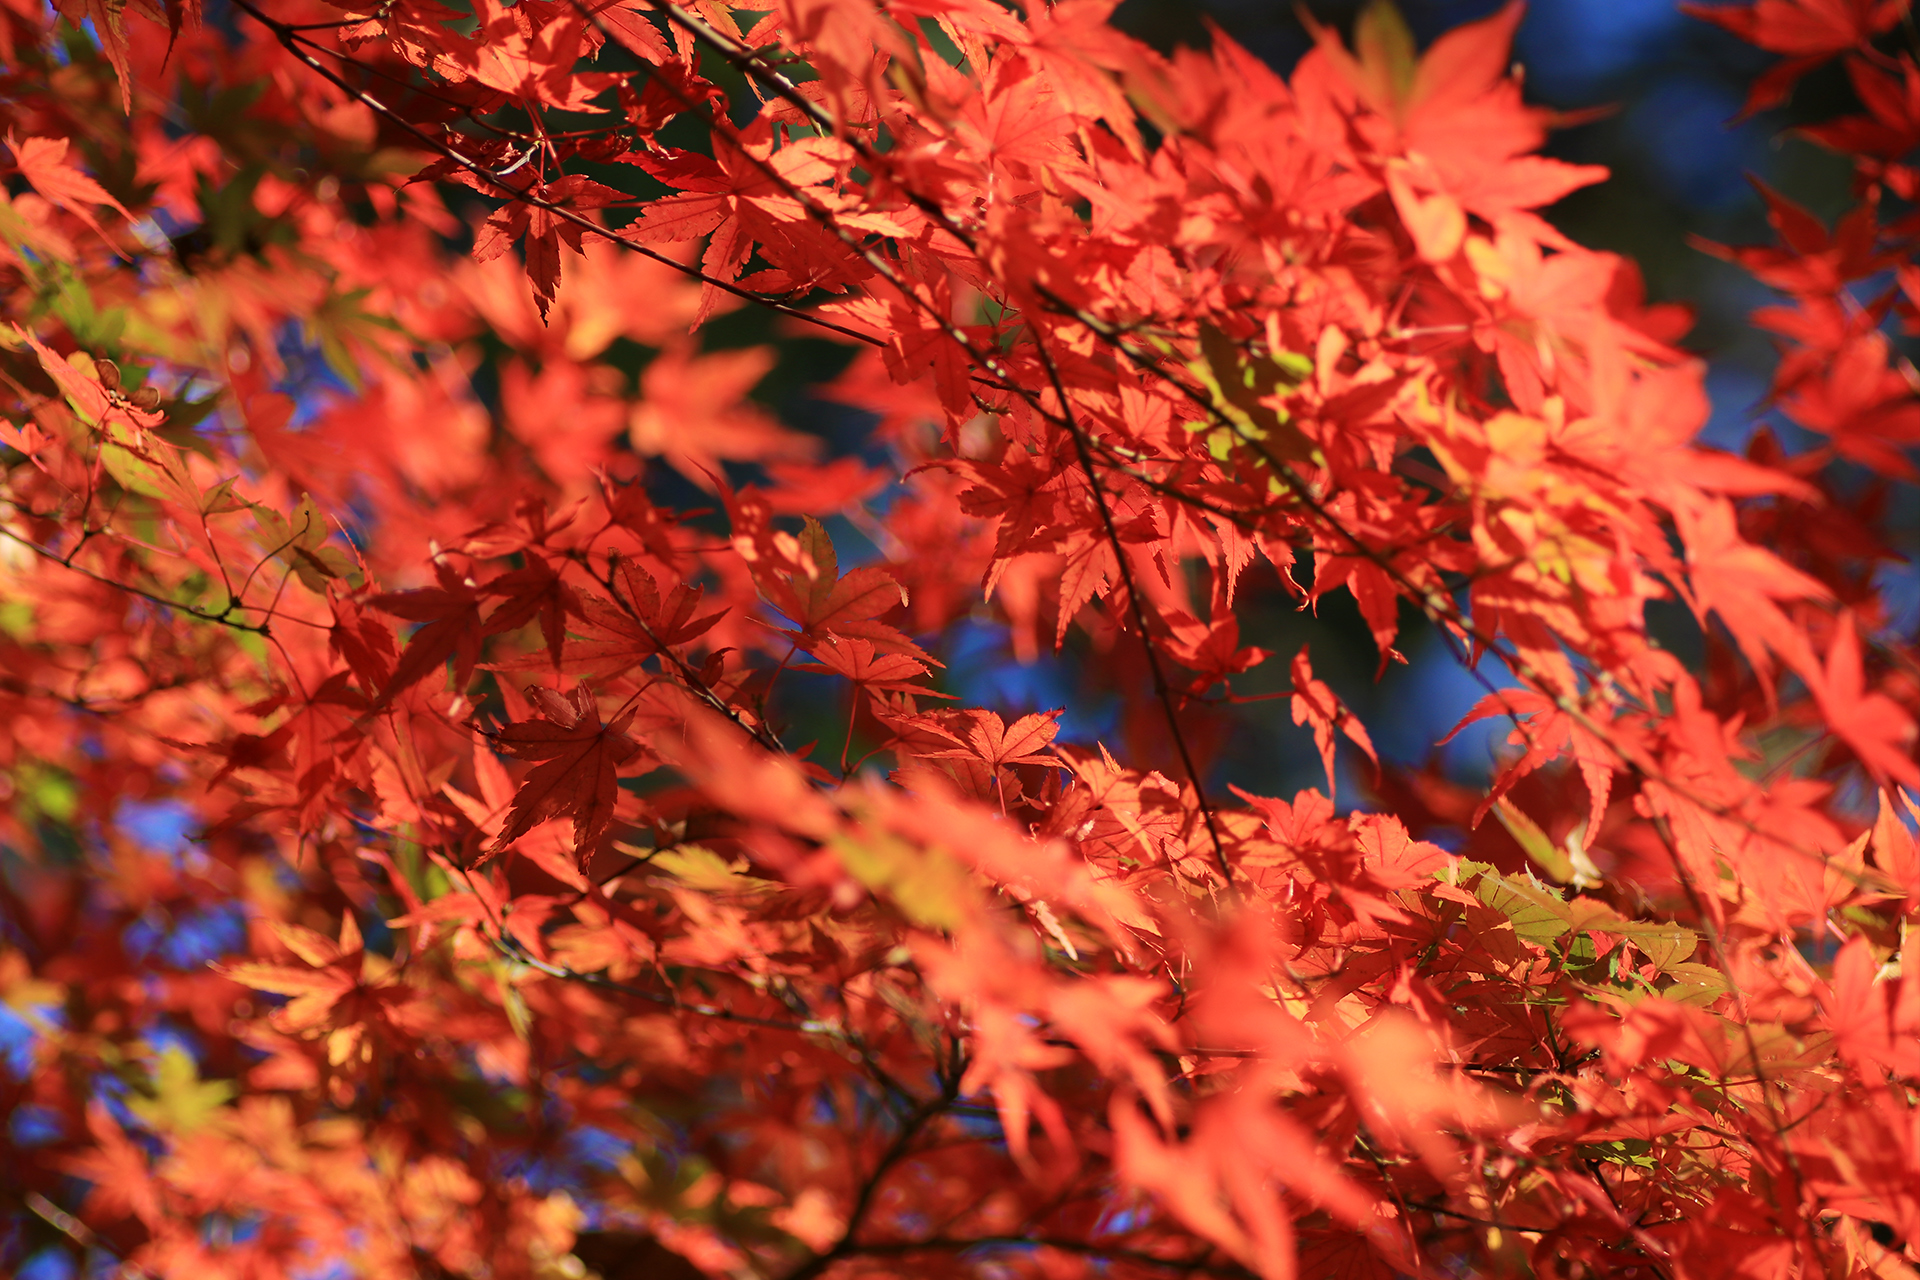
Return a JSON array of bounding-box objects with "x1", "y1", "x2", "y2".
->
[{"x1": 3, "y1": 0, "x2": 1920, "y2": 1274}]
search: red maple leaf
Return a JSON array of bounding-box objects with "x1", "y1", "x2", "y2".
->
[
  {"x1": 489, "y1": 683, "x2": 642, "y2": 857},
  {"x1": 1813, "y1": 612, "x2": 1920, "y2": 789},
  {"x1": 1442, "y1": 689, "x2": 1620, "y2": 841},
  {"x1": 1683, "y1": 0, "x2": 1909, "y2": 112},
  {"x1": 1684, "y1": 0, "x2": 1906, "y2": 56},
  {"x1": 480, "y1": 554, "x2": 584, "y2": 671},
  {"x1": 1290, "y1": 646, "x2": 1377, "y2": 802},
  {"x1": 749, "y1": 516, "x2": 928, "y2": 664},
  {"x1": 6, "y1": 133, "x2": 130, "y2": 240},
  {"x1": 922, "y1": 708, "x2": 1064, "y2": 771},
  {"x1": 371, "y1": 561, "x2": 489, "y2": 702},
  {"x1": 795, "y1": 636, "x2": 949, "y2": 696},
  {"x1": 507, "y1": 556, "x2": 726, "y2": 681}
]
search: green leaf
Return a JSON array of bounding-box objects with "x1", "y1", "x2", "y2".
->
[
  {"x1": 830, "y1": 832, "x2": 976, "y2": 930},
  {"x1": 1661, "y1": 963, "x2": 1729, "y2": 1007},
  {"x1": 1473, "y1": 869, "x2": 1571, "y2": 946},
  {"x1": 1356, "y1": 0, "x2": 1418, "y2": 105},
  {"x1": 648, "y1": 845, "x2": 767, "y2": 893},
  {"x1": 21, "y1": 766, "x2": 77, "y2": 823},
  {"x1": 251, "y1": 493, "x2": 358, "y2": 591},
  {"x1": 1620, "y1": 923, "x2": 1699, "y2": 972},
  {"x1": 492, "y1": 960, "x2": 533, "y2": 1043},
  {"x1": 796, "y1": 514, "x2": 838, "y2": 592},
  {"x1": 1436, "y1": 858, "x2": 1493, "y2": 888},
  {"x1": 1584, "y1": 1138, "x2": 1656, "y2": 1170},
  {"x1": 128, "y1": 1045, "x2": 234, "y2": 1135},
  {"x1": 1565, "y1": 899, "x2": 1699, "y2": 973},
  {"x1": 1492, "y1": 797, "x2": 1575, "y2": 884},
  {"x1": 1565, "y1": 929, "x2": 1599, "y2": 966},
  {"x1": 1186, "y1": 323, "x2": 1318, "y2": 464},
  {"x1": 99, "y1": 422, "x2": 169, "y2": 500}
]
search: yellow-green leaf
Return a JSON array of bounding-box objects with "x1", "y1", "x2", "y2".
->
[
  {"x1": 830, "y1": 832, "x2": 976, "y2": 930},
  {"x1": 1473, "y1": 869, "x2": 1571, "y2": 946},
  {"x1": 1187, "y1": 323, "x2": 1318, "y2": 464},
  {"x1": 1564, "y1": 899, "x2": 1699, "y2": 973},
  {"x1": 648, "y1": 845, "x2": 767, "y2": 893},
  {"x1": 1355, "y1": 0, "x2": 1418, "y2": 106},
  {"x1": 1492, "y1": 797, "x2": 1575, "y2": 884},
  {"x1": 128, "y1": 1045, "x2": 234, "y2": 1135},
  {"x1": 252, "y1": 493, "x2": 357, "y2": 591},
  {"x1": 1662, "y1": 963, "x2": 1729, "y2": 1007}
]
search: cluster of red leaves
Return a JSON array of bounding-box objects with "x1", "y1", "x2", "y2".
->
[{"x1": 2, "y1": 0, "x2": 1920, "y2": 1277}]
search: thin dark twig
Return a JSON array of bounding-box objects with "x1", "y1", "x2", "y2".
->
[
  {"x1": 0, "y1": 525, "x2": 278, "y2": 634},
  {"x1": 486, "y1": 911, "x2": 841, "y2": 1035},
  {"x1": 26, "y1": 1192, "x2": 159, "y2": 1279},
  {"x1": 782, "y1": 1074, "x2": 961, "y2": 1280},
  {"x1": 1033, "y1": 336, "x2": 1230, "y2": 881},
  {"x1": 227, "y1": 0, "x2": 883, "y2": 348},
  {"x1": 1649, "y1": 814, "x2": 1827, "y2": 1272},
  {"x1": 571, "y1": 548, "x2": 789, "y2": 754}
]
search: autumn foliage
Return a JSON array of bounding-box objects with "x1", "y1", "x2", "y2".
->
[{"x1": 4, "y1": 0, "x2": 1920, "y2": 1275}]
